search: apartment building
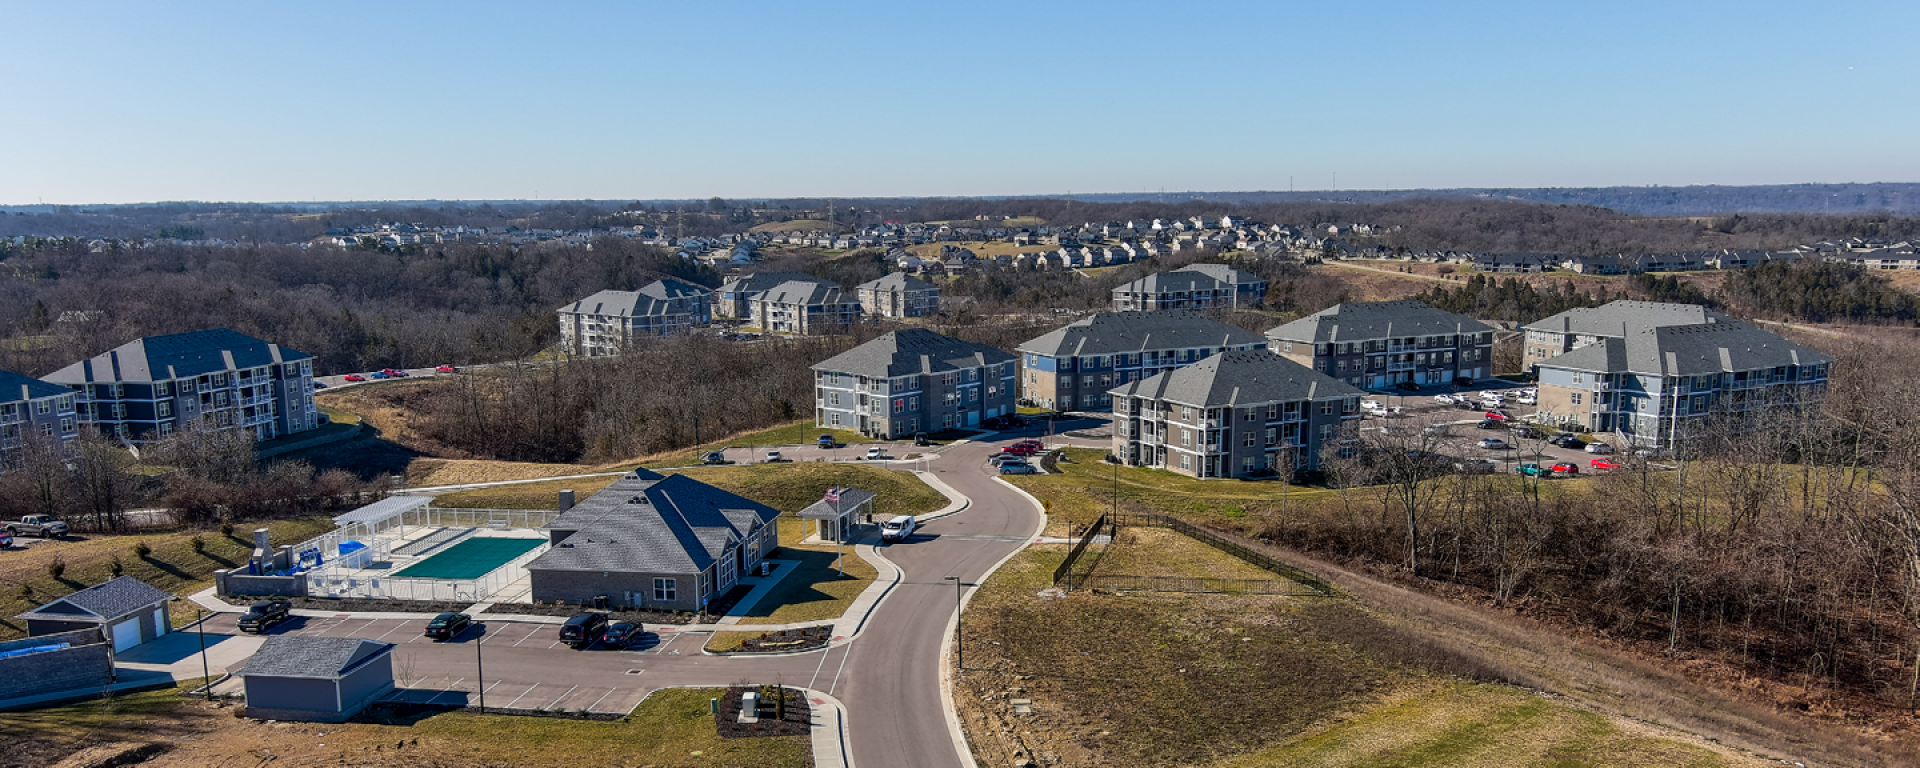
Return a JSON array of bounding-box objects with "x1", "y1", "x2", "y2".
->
[
  {"x1": 1109, "y1": 350, "x2": 1362, "y2": 479},
  {"x1": 812, "y1": 328, "x2": 1016, "y2": 437},
  {"x1": 1265, "y1": 300, "x2": 1495, "y2": 389},
  {"x1": 557, "y1": 278, "x2": 712, "y2": 356},
  {"x1": 856, "y1": 273, "x2": 941, "y2": 318},
  {"x1": 1110, "y1": 264, "x2": 1267, "y2": 312},
  {"x1": 0, "y1": 369, "x2": 83, "y2": 469},
  {"x1": 1521, "y1": 300, "x2": 1737, "y2": 366},
  {"x1": 750, "y1": 279, "x2": 862, "y2": 335},
  {"x1": 1534, "y1": 321, "x2": 1831, "y2": 449},
  {"x1": 713, "y1": 272, "x2": 835, "y2": 320},
  {"x1": 1015, "y1": 311, "x2": 1269, "y2": 412},
  {"x1": 43, "y1": 329, "x2": 317, "y2": 443}
]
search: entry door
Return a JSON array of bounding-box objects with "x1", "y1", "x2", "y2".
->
[{"x1": 152, "y1": 608, "x2": 167, "y2": 638}]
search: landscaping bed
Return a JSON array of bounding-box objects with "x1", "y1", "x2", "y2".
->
[
  {"x1": 282, "y1": 596, "x2": 470, "y2": 614},
  {"x1": 708, "y1": 625, "x2": 832, "y2": 655},
  {"x1": 481, "y1": 602, "x2": 697, "y2": 625},
  {"x1": 715, "y1": 686, "x2": 811, "y2": 739}
]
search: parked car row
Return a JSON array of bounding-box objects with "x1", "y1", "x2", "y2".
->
[{"x1": 336, "y1": 365, "x2": 457, "y2": 383}]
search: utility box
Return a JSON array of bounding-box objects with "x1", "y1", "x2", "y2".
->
[{"x1": 741, "y1": 691, "x2": 758, "y2": 712}]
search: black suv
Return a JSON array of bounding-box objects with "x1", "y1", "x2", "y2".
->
[
  {"x1": 559, "y1": 612, "x2": 609, "y2": 649},
  {"x1": 423, "y1": 612, "x2": 472, "y2": 641},
  {"x1": 237, "y1": 599, "x2": 292, "y2": 633}
]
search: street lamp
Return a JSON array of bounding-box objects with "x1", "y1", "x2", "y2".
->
[
  {"x1": 196, "y1": 604, "x2": 210, "y2": 695},
  {"x1": 474, "y1": 621, "x2": 486, "y2": 714},
  {"x1": 944, "y1": 576, "x2": 964, "y2": 669}
]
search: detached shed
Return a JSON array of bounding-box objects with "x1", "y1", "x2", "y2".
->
[
  {"x1": 15, "y1": 576, "x2": 171, "y2": 653},
  {"x1": 237, "y1": 636, "x2": 396, "y2": 723}
]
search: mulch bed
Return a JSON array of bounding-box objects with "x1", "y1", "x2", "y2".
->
[
  {"x1": 727, "y1": 625, "x2": 832, "y2": 654},
  {"x1": 285, "y1": 597, "x2": 470, "y2": 614},
  {"x1": 702, "y1": 584, "x2": 755, "y2": 618},
  {"x1": 481, "y1": 602, "x2": 694, "y2": 625},
  {"x1": 714, "y1": 686, "x2": 812, "y2": 738}
]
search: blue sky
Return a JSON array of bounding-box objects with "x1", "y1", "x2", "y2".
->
[{"x1": 4, "y1": 0, "x2": 1914, "y2": 204}]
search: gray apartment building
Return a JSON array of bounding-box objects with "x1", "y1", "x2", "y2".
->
[
  {"x1": 751, "y1": 279, "x2": 862, "y2": 335},
  {"x1": 1109, "y1": 350, "x2": 1363, "y2": 479},
  {"x1": 43, "y1": 329, "x2": 317, "y2": 443},
  {"x1": 1521, "y1": 300, "x2": 1737, "y2": 367},
  {"x1": 526, "y1": 469, "x2": 781, "y2": 612},
  {"x1": 857, "y1": 272, "x2": 941, "y2": 318},
  {"x1": 557, "y1": 278, "x2": 713, "y2": 356},
  {"x1": 1533, "y1": 320, "x2": 1831, "y2": 449},
  {"x1": 812, "y1": 328, "x2": 1016, "y2": 437},
  {"x1": 0, "y1": 368, "x2": 83, "y2": 470},
  {"x1": 713, "y1": 272, "x2": 836, "y2": 321},
  {"x1": 1265, "y1": 300, "x2": 1495, "y2": 390},
  {"x1": 1015, "y1": 311, "x2": 1269, "y2": 412},
  {"x1": 1110, "y1": 264, "x2": 1267, "y2": 312}
]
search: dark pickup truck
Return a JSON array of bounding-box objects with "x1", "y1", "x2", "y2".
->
[{"x1": 237, "y1": 599, "x2": 292, "y2": 633}]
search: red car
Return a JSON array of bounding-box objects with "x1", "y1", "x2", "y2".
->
[
  {"x1": 435, "y1": 364, "x2": 457, "y2": 373},
  {"x1": 1550, "y1": 462, "x2": 1580, "y2": 477},
  {"x1": 382, "y1": 368, "x2": 410, "y2": 377},
  {"x1": 1483, "y1": 411, "x2": 1509, "y2": 422},
  {"x1": 1005, "y1": 441, "x2": 1043, "y2": 456},
  {"x1": 1589, "y1": 458, "x2": 1621, "y2": 471},
  {"x1": 342, "y1": 374, "x2": 367, "y2": 382}
]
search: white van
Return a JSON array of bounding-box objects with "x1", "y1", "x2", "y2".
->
[
  {"x1": 1361, "y1": 399, "x2": 1388, "y2": 416},
  {"x1": 879, "y1": 515, "x2": 917, "y2": 543}
]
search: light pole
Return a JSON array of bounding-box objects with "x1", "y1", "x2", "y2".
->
[
  {"x1": 474, "y1": 621, "x2": 486, "y2": 714},
  {"x1": 196, "y1": 604, "x2": 210, "y2": 695},
  {"x1": 944, "y1": 576, "x2": 964, "y2": 669}
]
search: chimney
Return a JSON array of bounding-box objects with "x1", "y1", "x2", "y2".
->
[{"x1": 558, "y1": 489, "x2": 576, "y2": 511}]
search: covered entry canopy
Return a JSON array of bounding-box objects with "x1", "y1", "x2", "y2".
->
[{"x1": 798, "y1": 487, "x2": 876, "y2": 543}]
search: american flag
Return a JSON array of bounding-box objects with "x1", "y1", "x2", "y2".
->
[{"x1": 824, "y1": 487, "x2": 840, "y2": 504}]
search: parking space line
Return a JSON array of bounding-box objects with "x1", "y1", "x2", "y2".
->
[
  {"x1": 510, "y1": 625, "x2": 539, "y2": 646},
  {"x1": 544, "y1": 685, "x2": 578, "y2": 711},
  {"x1": 353, "y1": 618, "x2": 382, "y2": 636},
  {"x1": 373, "y1": 621, "x2": 405, "y2": 642},
  {"x1": 506, "y1": 684, "x2": 540, "y2": 708},
  {"x1": 423, "y1": 678, "x2": 466, "y2": 706},
  {"x1": 587, "y1": 689, "x2": 615, "y2": 712}
]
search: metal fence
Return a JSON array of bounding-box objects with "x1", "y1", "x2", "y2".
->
[
  {"x1": 1050, "y1": 512, "x2": 1112, "y2": 588},
  {"x1": 1115, "y1": 512, "x2": 1332, "y2": 596},
  {"x1": 404, "y1": 506, "x2": 565, "y2": 530},
  {"x1": 1079, "y1": 574, "x2": 1323, "y2": 595},
  {"x1": 306, "y1": 539, "x2": 549, "y2": 602}
]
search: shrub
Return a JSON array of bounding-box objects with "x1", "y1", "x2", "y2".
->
[
  {"x1": 220, "y1": 519, "x2": 235, "y2": 538},
  {"x1": 134, "y1": 540, "x2": 153, "y2": 558},
  {"x1": 190, "y1": 534, "x2": 207, "y2": 554},
  {"x1": 47, "y1": 558, "x2": 66, "y2": 580},
  {"x1": 109, "y1": 556, "x2": 124, "y2": 577}
]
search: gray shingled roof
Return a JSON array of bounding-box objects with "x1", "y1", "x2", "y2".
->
[
  {"x1": 799, "y1": 488, "x2": 878, "y2": 519},
  {"x1": 757, "y1": 279, "x2": 853, "y2": 307},
  {"x1": 0, "y1": 368, "x2": 68, "y2": 405},
  {"x1": 44, "y1": 329, "x2": 311, "y2": 386},
  {"x1": 1016, "y1": 311, "x2": 1267, "y2": 358},
  {"x1": 529, "y1": 471, "x2": 779, "y2": 576},
  {"x1": 1522, "y1": 300, "x2": 1737, "y2": 337},
  {"x1": 238, "y1": 636, "x2": 393, "y2": 680},
  {"x1": 857, "y1": 273, "x2": 937, "y2": 292},
  {"x1": 558, "y1": 284, "x2": 699, "y2": 319},
  {"x1": 1113, "y1": 271, "x2": 1227, "y2": 295},
  {"x1": 15, "y1": 576, "x2": 170, "y2": 623},
  {"x1": 1265, "y1": 301, "x2": 1493, "y2": 345},
  {"x1": 636, "y1": 278, "x2": 709, "y2": 302},
  {"x1": 1108, "y1": 350, "x2": 1363, "y2": 407},
  {"x1": 717, "y1": 271, "x2": 832, "y2": 295},
  {"x1": 1539, "y1": 322, "x2": 1832, "y2": 377},
  {"x1": 1172, "y1": 263, "x2": 1264, "y2": 286},
  {"x1": 812, "y1": 329, "x2": 1014, "y2": 377}
]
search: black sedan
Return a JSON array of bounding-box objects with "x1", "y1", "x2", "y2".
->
[
  {"x1": 424, "y1": 612, "x2": 472, "y2": 641},
  {"x1": 603, "y1": 621, "x2": 644, "y2": 648}
]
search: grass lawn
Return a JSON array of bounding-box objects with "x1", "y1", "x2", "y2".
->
[
  {"x1": 432, "y1": 462, "x2": 948, "y2": 524},
  {"x1": 1004, "y1": 447, "x2": 1337, "y2": 535},
  {"x1": 391, "y1": 688, "x2": 809, "y2": 768},
  {"x1": 638, "y1": 421, "x2": 872, "y2": 468},
  {"x1": 730, "y1": 517, "x2": 878, "y2": 626},
  {"x1": 0, "y1": 516, "x2": 339, "y2": 640},
  {"x1": 316, "y1": 404, "x2": 361, "y2": 425}
]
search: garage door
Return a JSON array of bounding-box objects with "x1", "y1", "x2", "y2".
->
[{"x1": 111, "y1": 617, "x2": 141, "y2": 652}]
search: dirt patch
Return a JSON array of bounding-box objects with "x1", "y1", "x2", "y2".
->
[
  {"x1": 714, "y1": 686, "x2": 811, "y2": 739},
  {"x1": 44, "y1": 741, "x2": 169, "y2": 768}
]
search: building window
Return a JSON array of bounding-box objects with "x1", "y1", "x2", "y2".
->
[
  {"x1": 1571, "y1": 392, "x2": 1584, "y2": 406},
  {"x1": 60, "y1": 418, "x2": 75, "y2": 434},
  {"x1": 1181, "y1": 428, "x2": 1192, "y2": 447},
  {"x1": 653, "y1": 578, "x2": 677, "y2": 602},
  {"x1": 157, "y1": 401, "x2": 171, "y2": 418},
  {"x1": 830, "y1": 413, "x2": 842, "y2": 426},
  {"x1": 1244, "y1": 433, "x2": 1256, "y2": 447},
  {"x1": 36, "y1": 400, "x2": 51, "y2": 415},
  {"x1": 1180, "y1": 454, "x2": 1191, "y2": 470},
  {"x1": 1320, "y1": 401, "x2": 1333, "y2": 415}
]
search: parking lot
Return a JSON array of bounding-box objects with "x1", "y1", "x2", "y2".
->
[
  {"x1": 1356, "y1": 383, "x2": 1633, "y2": 478},
  {"x1": 202, "y1": 613, "x2": 719, "y2": 715}
]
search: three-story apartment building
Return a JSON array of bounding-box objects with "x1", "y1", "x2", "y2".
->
[
  {"x1": 812, "y1": 329, "x2": 1016, "y2": 438},
  {"x1": 751, "y1": 279, "x2": 862, "y2": 335},
  {"x1": 557, "y1": 278, "x2": 712, "y2": 356},
  {"x1": 1521, "y1": 300, "x2": 1737, "y2": 367},
  {"x1": 1109, "y1": 350, "x2": 1362, "y2": 479},
  {"x1": 43, "y1": 329, "x2": 317, "y2": 443},
  {"x1": 1533, "y1": 321, "x2": 1831, "y2": 449},
  {"x1": 1015, "y1": 311, "x2": 1269, "y2": 412},
  {"x1": 856, "y1": 273, "x2": 940, "y2": 318},
  {"x1": 0, "y1": 369, "x2": 83, "y2": 470},
  {"x1": 713, "y1": 272, "x2": 836, "y2": 321},
  {"x1": 1265, "y1": 300, "x2": 1495, "y2": 389}
]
